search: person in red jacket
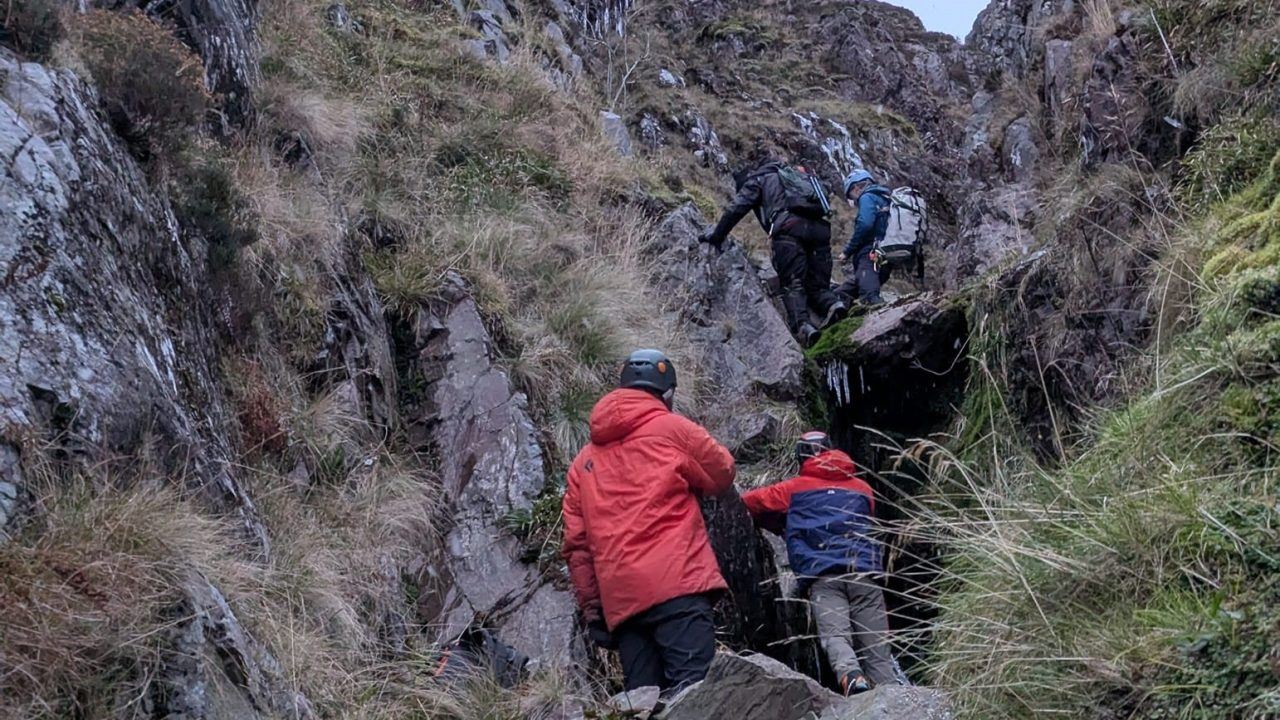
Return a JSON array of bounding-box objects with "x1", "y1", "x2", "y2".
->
[
  {"x1": 562, "y1": 349, "x2": 736, "y2": 692},
  {"x1": 741, "y1": 431, "x2": 895, "y2": 695}
]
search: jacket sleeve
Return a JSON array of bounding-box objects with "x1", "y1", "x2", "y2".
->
[
  {"x1": 679, "y1": 419, "x2": 736, "y2": 497},
  {"x1": 742, "y1": 480, "x2": 794, "y2": 536},
  {"x1": 708, "y1": 176, "x2": 763, "y2": 244},
  {"x1": 844, "y1": 193, "x2": 882, "y2": 256},
  {"x1": 561, "y1": 465, "x2": 602, "y2": 620}
]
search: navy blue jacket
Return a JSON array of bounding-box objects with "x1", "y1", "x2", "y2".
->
[
  {"x1": 742, "y1": 450, "x2": 881, "y2": 593},
  {"x1": 842, "y1": 185, "x2": 891, "y2": 257}
]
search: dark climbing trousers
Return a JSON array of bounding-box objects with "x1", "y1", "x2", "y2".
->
[
  {"x1": 836, "y1": 247, "x2": 891, "y2": 305},
  {"x1": 772, "y1": 218, "x2": 840, "y2": 334},
  {"x1": 615, "y1": 594, "x2": 716, "y2": 692}
]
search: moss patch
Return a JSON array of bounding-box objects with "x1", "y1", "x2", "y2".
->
[{"x1": 804, "y1": 314, "x2": 867, "y2": 362}]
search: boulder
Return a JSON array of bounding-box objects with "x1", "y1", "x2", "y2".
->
[
  {"x1": 608, "y1": 686, "x2": 662, "y2": 717},
  {"x1": 812, "y1": 297, "x2": 967, "y2": 469},
  {"x1": 600, "y1": 109, "x2": 634, "y2": 156},
  {"x1": 326, "y1": 3, "x2": 362, "y2": 34},
  {"x1": 0, "y1": 51, "x2": 267, "y2": 549},
  {"x1": 401, "y1": 274, "x2": 577, "y2": 667},
  {"x1": 819, "y1": 686, "x2": 952, "y2": 720},
  {"x1": 657, "y1": 68, "x2": 685, "y2": 87},
  {"x1": 648, "y1": 206, "x2": 805, "y2": 458},
  {"x1": 659, "y1": 653, "x2": 840, "y2": 720}
]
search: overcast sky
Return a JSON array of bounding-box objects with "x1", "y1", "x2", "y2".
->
[{"x1": 885, "y1": 0, "x2": 989, "y2": 40}]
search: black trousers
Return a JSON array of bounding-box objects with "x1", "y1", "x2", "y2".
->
[
  {"x1": 615, "y1": 594, "x2": 716, "y2": 692},
  {"x1": 772, "y1": 219, "x2": 840, "y2": 333},
  {"x1": 836, "y1": 247, "x2": 891, "y2": 304}
]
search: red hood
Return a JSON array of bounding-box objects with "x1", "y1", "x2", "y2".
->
[
  {"x1": 800, "y1": 450, "x2": 861, "y2": 482},
  {"x1": 588, "y1": 388, "x2": 670, "y2": 445}
]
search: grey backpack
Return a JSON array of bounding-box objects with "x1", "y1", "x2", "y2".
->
[{"x1": 875, "y1": 187, "x2": 928, "y2": 279}]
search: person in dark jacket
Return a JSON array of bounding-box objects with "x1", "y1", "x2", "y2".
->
[
  {"x1": 836, "y1": 169, "x2": 893, "y2": 305},
  {"x1": 562, "y1": 349, "x2": 736, "y2": 693},
  {"x1": 699, "y1": 161, "x2": 848, "y2": 346},
  {"x1": 741, "y1": 431, "x2": 895, "y2": 694}
]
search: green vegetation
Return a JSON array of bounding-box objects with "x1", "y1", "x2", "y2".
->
[
  {"x1": 65, "y1": 10, "x2": 209, "y2": 154},
  {"x1": 924, "y1": 150, "x2": 1280, "y2": 717},
  {"x1": 0, "y1": 0, "x2": 62, "y2": 60}
]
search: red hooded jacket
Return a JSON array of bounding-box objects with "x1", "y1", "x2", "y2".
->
[{"x1": 562, "y1": 389, "x2": 736, "y2": 629}]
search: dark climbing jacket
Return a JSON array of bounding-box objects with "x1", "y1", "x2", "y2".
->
[
  {"x1": 707, "y1": 163, "x2": 831, "y2": 245},
  {"x1": 842, "y1": 185, "x2": 892, "y2": 258},
  {"x1": 741, "y1": 450, "x2": 880, "y2": 593}
]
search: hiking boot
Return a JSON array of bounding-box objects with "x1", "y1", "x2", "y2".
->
[
  {"x1": 840, "y1": 673, "x2": 870, "y2": 696},
  {"x1": 822, "y1": 301, "x2": 848, "y2": 328},
  {"x1": 799, "y1": 322, "x2": 821, "y2": 348}
]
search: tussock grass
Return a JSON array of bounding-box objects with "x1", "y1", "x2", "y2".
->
[
  {"x1": 912, "y1": 151, "x2": 1280, "y2": 718},
  {"x1": 0, "y1": 455, "x2": 246, "y2": 719}
]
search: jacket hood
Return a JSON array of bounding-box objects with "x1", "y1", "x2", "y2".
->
[
  {"x1": 588, "y1": 388, "x2": 669, "y2": 445},
  {"x1": 865, "y1": 184, "x2": 891, "y2": 198},
  {"x1": 800, "y1": 450, "x2": 860, "y2": 482}
]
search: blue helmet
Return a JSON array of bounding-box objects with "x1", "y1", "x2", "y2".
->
[{"x1": 842, "y1": 169, "x2": 875, "y2": 197}]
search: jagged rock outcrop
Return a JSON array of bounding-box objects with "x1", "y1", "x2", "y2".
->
[
  {"x1": 400, "y1": 273, "x2": 578, "y2": 667},
  {"x1": 661, "y1": 652, "x2": 949, "y2": 720},
  {"x1": 0, "y1": 51, "x2": 266, "y2": 548},
  {"x1": 157, "y1": 575, "x2": 314, "y2": 719},
  {"x1": 820, "y1": 1, "x2": 969, "y2": 147},
  {"x1": 649, "y1": 205, "x2": 805, "y2": 459}
]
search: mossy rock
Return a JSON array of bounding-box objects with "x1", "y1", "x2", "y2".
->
[{"x1": 804, "y1": 314, "x2": 866, "y2": 362}]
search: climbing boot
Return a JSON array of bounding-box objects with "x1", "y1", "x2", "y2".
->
[
  {"x1": 840, "y1": 673, "x2": 870, "y2": 696},
  {"x1": 821, "y1": 301, "x2": 848, "y2": 328},
  {"x1": 799, "y1": 322, "x2": 821, "y2": 348}
]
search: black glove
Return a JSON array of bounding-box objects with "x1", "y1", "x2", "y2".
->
[
  {"x1": 587, "y1": 618, "x2": 617, "y2": 649},
  {"x1": 698, "y1": 231, "x2": 725, "y2": 251}
]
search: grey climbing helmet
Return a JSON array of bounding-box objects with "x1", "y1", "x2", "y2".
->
[
  {"x1": 795, "y1": 430, "x2": 833, "y2": 464},
  {"x1": 620, "y1": 349, "x2": 677, "y2": 406}
]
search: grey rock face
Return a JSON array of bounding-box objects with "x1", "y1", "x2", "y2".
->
[
  {"x1": 0, "y1": 51, "x2": 266, "y2": 548},
  {"x1": 468, "y1": 10, "x2": 512, "y2": 63},
  {"x1": 1043, "y1": 39, "x2": 1075, "y2": 128},
  {"x1": 545, "y1": 21, "x2": 585, "y2": 77},
  {"x1": 158, "y1": 574, "x2": 314, "y2": 719},
  {"x1": 307, "y1": 258, "x2": 397, "y2": 437},
  {"x1": 660, "y1": 653, "x2": 840, "y2": 720},
  {"x1": 1079, "y1": 32, "x2": 1148, "y2": 166},
  {"x1": 1002, "y1": 116, "x2": 1039, "y2": 182},
  {"x1": 599, "y1": 109, "x2": 634, "y2": 156},
  {"x1": 950, "y1": 183, "x2": 1038, "y2": 286},
  {"x1": 404, "y1": 274, "x2": 576, "y2": 667},
  {"x1": 649, "y1": 206, "x2": 805, "y2": 458}
]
